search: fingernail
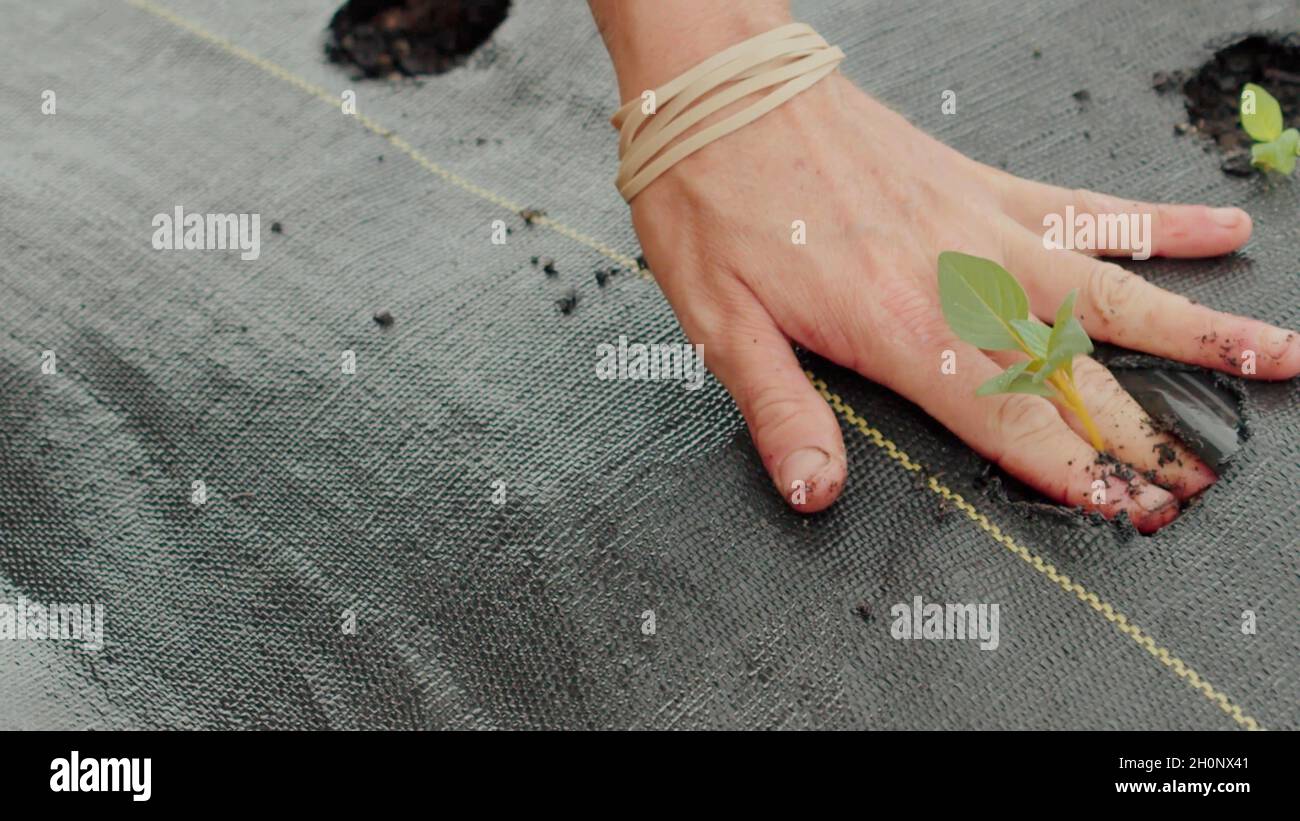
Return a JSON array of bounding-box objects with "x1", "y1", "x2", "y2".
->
[
  {"x1": 780, "y1": 447, "x2": 830, "y2": 496},
  {"x1": 1210, "y1": 207, "x2": 1242, "y2": 228},
  {"x1": 1130, "y1": 481, "x2": 1175, "y2": 514},
  {"x1": 1262, "y1": 327, "x2": 1295, "y2": 360}
]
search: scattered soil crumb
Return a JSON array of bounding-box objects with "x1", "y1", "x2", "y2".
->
[
  {"x1": 1094, "y1": 450, "x2": 1137, "y2": 484},
  {"x1": 1151, "y1": 70, "x2": 1180, "y2": 94},
  {"x1": 556, "y1": 290, "x2": 578, "y2": 315},
  {"x1": 520, "y1": 208, "x2": 545, "y2": 225},
  {"x1": 854, "y1": 601, "x2": 873, "y2": 623},
  {"x1": 1152, "y1": 441, "x2": 1178, "y2": 467},
  {"x1": 271, "y1": 221, "x2": 283, "y2": 234},
  {"x1": 373, "y1": 309, "x2": 395, "y2": 327}
]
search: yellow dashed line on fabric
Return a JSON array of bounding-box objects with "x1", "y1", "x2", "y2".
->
[
  {"x1": 126, "y1": 0, "x2": 638, "y2": 271},
  {"x1": 124, "y1": 0, "x2": 1262, "y2": 731},
  {"x1": 811, "y1": 374, "x2": 1261, "y2": 731}
]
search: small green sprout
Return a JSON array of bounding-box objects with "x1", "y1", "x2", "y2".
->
[
  {"x1": 1240, "y1": 83, "x2": 1299, "y2": 175},
  {"x1": 937, "y1": 251, "x2": 1105, "y2": 452}
]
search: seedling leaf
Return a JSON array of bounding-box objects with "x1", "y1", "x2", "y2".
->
[
  {"x1": 975, "y1": 360, "x2": 1056, "y2": 398},
  {"x1": 1281, "y1": 128, "x2": 1300, "y2": 161},
  {"x1": 940, "y1": 254, "x2": 1105, "y2": 450},
  {"x1": 1252, "y1": 137, "x2": 1298, "y2": 175},
  {"x1": 937, "y1": 251, "x2": 1029, "y2": 350},
  {"x1": 1034, "y1": 290, "x2": 1093, "y2": 382},
  {"x1": 1009, "y1": 319, "x2": 1050, "y2": 357},
  {"x1": 1241, "y1": 83, "x2": 1283, "y2": 143}
]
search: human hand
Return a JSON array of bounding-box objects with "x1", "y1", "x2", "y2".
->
[{"x1": 593, "y1": 2, "x2": 1300, "y2": 532}]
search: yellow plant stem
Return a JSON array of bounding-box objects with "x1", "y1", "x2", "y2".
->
[
  {"x1": 1005, "y1": 326, "x2": 1107, "y2": 454},
  {"x1": 1049, "y1": 370, "x2": 1106, "y2": 453}
]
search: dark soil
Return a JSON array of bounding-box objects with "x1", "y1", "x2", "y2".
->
[
  {"x1": 1155, "y1": 34, "x2": 1300, "y2": 176},
  {"x1": 1152, "y1": 441, "x2": 1179, "y2": 468},
  {"x1": 373, "y1": 309, "x2": 394, "y2": 327},
  {"x1": 1093, "y1": 450, "x2": 1138, "y2": 484},
  {"x1": 556, "y1": 289, "x2": 578, "y2": 315},
  {"x1": 326, "y1": 0, "x2": 510, "y2": 78}
]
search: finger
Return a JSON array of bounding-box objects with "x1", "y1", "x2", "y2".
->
[
  {"x1": 997, "y1": 179, "x2": 1252, "y2": 259},
  {"x1": 884, "y1": 339, "x2": 1179, "y2": 532},
  {"x1": 987, "y1": 350, "x2": 1216, "y2": 499},
  {"x1": 1004, "y1": 232, "x2": 1300, "y2": 380},
  {"x1": 668, "y1": 279, "x2": 848, "y2": 513}
]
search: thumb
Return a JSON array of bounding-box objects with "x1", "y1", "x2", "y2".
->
[{"x1": 698, "y1": 298, "x2": 848, "y2": 513}]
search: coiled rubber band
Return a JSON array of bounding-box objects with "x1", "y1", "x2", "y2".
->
[{"x1": 611, "y1": 23, "x2": 844, "y2": 202}]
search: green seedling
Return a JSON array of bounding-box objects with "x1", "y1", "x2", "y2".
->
[
  {"x1": 937, "y1": 251, "x2": 1105, "y2": 452},
  {"x1": 1240, "y1": 83, "x2": 1299, "y2": 175}
]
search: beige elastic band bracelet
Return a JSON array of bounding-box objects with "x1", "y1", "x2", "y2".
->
[{"x1": 611, "y1": 23, "x2": 845, "y2": 202}]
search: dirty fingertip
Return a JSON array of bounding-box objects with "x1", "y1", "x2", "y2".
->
[
  {"x1": 1147, "y1": 437, "x2": 1217, "y2": 500},
  {"x1": 1257, "y1": 326, "x2": 1300, "y2": 379},
  {"x1": 1123, "y1": 478, "x2": 1179, "y2": 533},
  {"x1": 1172, "y1": 454, "x2": 1217, "y2": 500},
  {"x1": 778, "y1": 447, "x2": 846, "y2": 513}
]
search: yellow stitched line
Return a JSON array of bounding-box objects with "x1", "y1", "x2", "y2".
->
[
  {"x1": 810, "y1": 374, "x2": 1261, "y2": 731},
  {"x1": 126, "y1": 0, "x2": 640, "y2": 271},
  {"x1": 124, "y1": 0, "x2": 1263, "y2": 731}
]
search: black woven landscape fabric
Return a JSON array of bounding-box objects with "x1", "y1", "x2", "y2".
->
[{"x1": 0, "y1": 0, "x2": 1296, "y2": 729}]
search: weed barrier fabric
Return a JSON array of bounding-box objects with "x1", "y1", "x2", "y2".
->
[{"x1": 0, "y1": 0, "x2": 1296, "y2": 730}]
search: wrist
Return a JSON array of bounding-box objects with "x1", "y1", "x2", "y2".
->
[{"x1": 590, "y1": 0, "x2": 793, "y2": 103}]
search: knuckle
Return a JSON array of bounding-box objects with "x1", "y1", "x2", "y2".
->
[
  {"x1": 742, "y1": 382, "x2": 816, "y2": 440},
  {"x1": 1151, "y1": 202, "x2": 1173, "y2": 232},
  {"x1": 1071, "y1": 361, "x2": 1133, "y2": 420},
  {"x1": 1091, "y1": 384, "x2": 1129, "y2": 422},
  {"x1": 1071, "y1": 187, "x2": 1107, "y2": 216},
  {"x1": 1073, "y1": 364, "x2": 1127, "y2": 419},
  {"x1": 1072, "y1": 360, "x2": 1110, "y2": 394},
  {"x1": 1083, "y1": 262, "x2": 1141, "y2": 324},
  {"x1": 993, "y1": 393, "x2": 1061, "y2": 447}
]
